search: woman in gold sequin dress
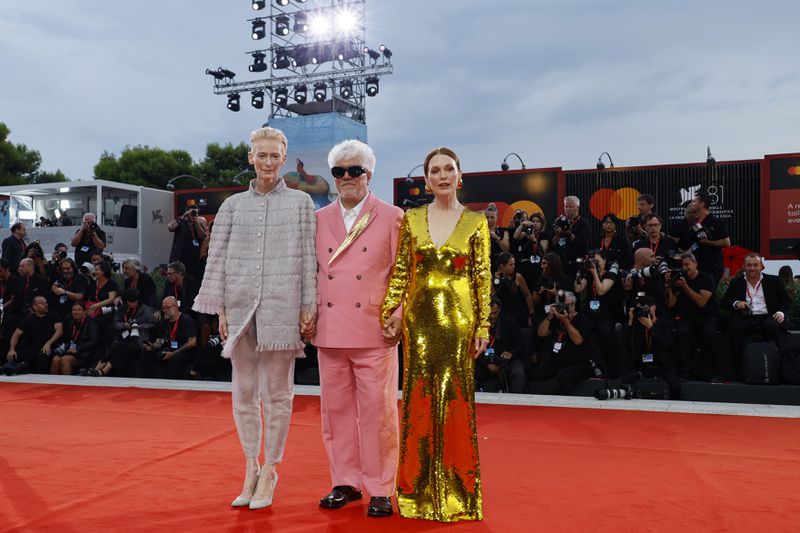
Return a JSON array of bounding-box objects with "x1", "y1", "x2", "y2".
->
[{"x1": 381, "y1": 147, "x2": 491, "y2": 522}]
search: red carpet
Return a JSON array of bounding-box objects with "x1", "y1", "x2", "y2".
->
[{"x1": 0, "y1": 382, "x2": 797, "y2": 532}]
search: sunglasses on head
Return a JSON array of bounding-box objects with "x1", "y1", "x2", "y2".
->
[{"x1": 331, "y1": 165, "x2": 366, "y2": 178}]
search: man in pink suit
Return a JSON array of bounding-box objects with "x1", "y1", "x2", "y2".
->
[{"x1": 311, "y1": 140, "x2": 403, "y2": 518}]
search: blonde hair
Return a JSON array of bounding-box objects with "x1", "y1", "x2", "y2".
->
[{"x1": 249, "y1": 127, "x2": 288, "y2": 154}]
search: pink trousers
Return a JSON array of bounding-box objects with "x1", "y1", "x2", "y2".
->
[
  {"x1": 230, "y1": 320, "x2": 299, "y2": 464},
  {"x1": 318, "y1": 346, "x2": 399, "y2": 496}
]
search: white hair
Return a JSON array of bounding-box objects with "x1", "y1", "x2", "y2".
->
[
  {"x1": 123, "y1": 258, "x2": 142, "y2": 272},
  {"x1": 564, "y1": 196, "x2": 580, "y2": 206},
  {"x1": 327, "y1": 139, "x2": 376, "y2": 172}
]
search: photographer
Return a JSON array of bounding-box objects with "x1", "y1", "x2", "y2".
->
[
  {"x1": 51, "y1": 258, "x2": 89, "y2": 320},
  {"x1": 24, "y1": 241, "x2": 49, "y2": 279},
  {"x1": 484, "y1": 204, "x2": 510, "y2": 273},
  {"x1": 85, "y1": 260, "x2": 120, "y2": 349},
  {"x1": 493, "y1": 252, "x2": 534, "y2": 327},
  {"x1": 669, "y1": 194, "x2": 730, "y2": 286},
  {"x1": 46, "y1": 243, "x2": 69, "y2": 283},
  {"x1": 513, "y1": 212, "x2": 550, "y2": 290},
  {"x1": 632, "y1": 214, "x2": 679, "y2": 267},
  {"x1": 70, "y1": 213, "x2": 107, "y2": 267},
  {"x1": 625, "y1": 194, "x2": 656, "y2": 243},
  {"x1": 531, "y1": 253, "x2": 573, "y2": 319},
  {"x1": 87, "y1": 288, "x2": 155, "y2": 377},
  {"x1": 475, "y1": 298, "x2": 527, "y2": 393},
  {"x1": 721, "y1": 253, "x2": 791, "y2": 374},
  {"x1": 168, "y1": 202, "x2": 206, "y2": 279},
  {"x1": 52, "y1": 301, "x2": 99, "y2": 375},
  {"x1": 3, "y1": 295, "x2": 63, "y2": 375},
  {"x1": 0, "y1": 258, "x2": 20, "y2": 360},
  {"x1": 117, "y1": 259, "x2": 158, "y2": 310},
  {"x1": 552, "y1": 196, "x2": 591, "y2": 278},
  {"x1": 191, "y1": 314, "x2": 231, "y2": 381},
  {"x1": 621, "y1": 248, "x2": 667, "y2": 310},
  {"x1": 138, "y1": 296, "x2": 198, "y2": 379},
  {"x1": 622, "y1": 294, "x2": 680, "y2": 399},
  {"x1": 161, "y1": 261, "x2": 200, "y2": 319},
  {"x1": 575, "y1": 251, "x2": 627, "y2": 378},
  {"x1": 532, "y1": 291, "x2": 596, "y2": 395},
  {"x1": 665, "y1": 252, "x2": 731, "y2": 381},
  {"x1": 14, "y1": 258, "x2": 52, "y2": 316}
]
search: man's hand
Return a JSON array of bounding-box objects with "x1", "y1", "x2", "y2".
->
[
  {"x1": 42, "y1": 343, "x2": 52, "y2": 356},
  {"x1": 7, "y1": 350, "x2": 17, "y2": 362},
  {"x1": 500, "y1": 351, "x2": 513, "y2": 360},
  {"x1": 674, "y1": 277, "x2": 688, "y2": 291},
  {"x1": 773, "y1": 312, "x2": 785, "y2": 325},
  {"x1": 299, "y1": 311, "x2": 317, "y2": 340},
  {"x1": 735, "y1": 301, "x2": 749, "y2": 311},
  {"x1": 637, "y1": 315, "x2": 654, "y2": 329},
  {"x1": 556, "y1": 308, "x2": 570, "y2": 323},
  {"x1": 473, "y1": 337, "x2": 489, "y2": 359},
  {"x1": 162, "y1": 351, "x2": 174, "y2": 361},
  {"x1": 382, "y1": 316, "x2": 402, "y2": 344}
]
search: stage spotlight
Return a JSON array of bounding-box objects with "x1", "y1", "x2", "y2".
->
[
  {"x1": 252, "y1": 90, "x2": 264, "y2": 109},
  {"x1": 252, "y1": 0, "x2": 265, "y2": 10},
  {"x1": 205, "y1": 68, "x2": 225, "y2": 80},
  {"x1": 308, "y1": 12, "x2": 331, "y2": 36},
  {"x1": 227, "y1": 93, "x2": 241, "y2": 112},
  {"x1": 274, "y1": 87, "x2": 288, "y2": 106},
  {"x1": 291, "y1": 45, "x2": 310, "y2": 67},
  {"x1": 275, "y1": 0, "x2": 289, "y2": 5},
  {"x1": 379, "y1": 44, "x2": 393, "y2": 59},
  {"x1": 294, "y1": 84, "x2": 307, "y2": 104},
  {"x1": 275, "y1": 15, "x2": 290, "y2": 36},
  {"x1": 272, "y1": 50, "x2": 291, "y2": 69},
  {"x1": 365, "y1": 76, "x2": 379, "y2": 97},
  {"x1": 293, "y1": 12, "x2": 308, "y2": 33},
  {"x1": 335, "y1": 40, "x2": 358, "y2": 61},
  {"x1": 251, "y1": 19, "x2": 266, "y2": 40},
  {"x1": 363, "y1": 47, "x2": 380, "y2": 61},
  {"x1": 310, "y1": 42, "x2": 333, "y2": 64},
  {"x1": 339, "y1": 80, "x2": 353, "y2": 99},
  {"x1": 313, "y1": 82, "x2": 327, "y2": 102},
  {"x1": 248, "y1": 52, "x2": 267, "y2": 72},
  {"x1": 217, "y1": 67, "x2": 236, "y2": 80}
]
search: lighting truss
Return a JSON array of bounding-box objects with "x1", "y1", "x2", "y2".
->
[{"x1": 210, "y1": 0, "x2": 392, "y2": 124}]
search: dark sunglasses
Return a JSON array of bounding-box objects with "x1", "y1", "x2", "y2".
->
[{"x1": 331, "y1": 165, "x2": 366, "y2": 178}]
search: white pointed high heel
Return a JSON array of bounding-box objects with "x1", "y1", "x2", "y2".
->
[
  {"x1": 249, "y1": 471, "x2": 278, "y2": 510},
  {"x1": 231, "y1": 467, "x2": 260, "y2": 507}
]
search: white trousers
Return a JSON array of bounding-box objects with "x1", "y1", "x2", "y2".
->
[{"x1": 230, "y1": 320, "x2": 299, "y2": 464}]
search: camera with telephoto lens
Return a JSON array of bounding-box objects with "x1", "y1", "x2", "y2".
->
[
  {"x1": 595, "y1": 384, "x2": 633, "y2": 400},
  {"x1": 90, "y1": 222, "x2": 99, "y2": 231},
  {"x1": 690, "y1": 222, "x2": 708, "y2": 242},
  {"x1": 57, "y1": 250, "x2": 67, "y2": 261},
  {"x1": 208, "y1": 335, "x2": 223, "y2": 348},
  {"x1": 607, "y1": 260, "x2": 620, "y2": 275},
  {"x1": 554, "y1": 215, "x2": 571, "y2": 233},
  {"x1": 524, "y1": 223, "x2": 534, "y2": 235},
  {"x1": 512, "y1": 210, "x2": 525, "y2": 227},
  {"x1": 189, "y1": 208, "x2": 199, "y2": 217},
  {"x1": 483, "y1": 347, "x2": 508, "y2": 367},
  {"x1": 129, "y1": 320, "x2": 140, "y2": 338},
  {"x1": 669, "y1": 268, "x2": 686, "y2": 283},
  {"x1": 575, "y1": 254, "x2": 596, "y2": 275},
  {"x1": 633, "y1": 291, "x2": 651, "y2": 319}
]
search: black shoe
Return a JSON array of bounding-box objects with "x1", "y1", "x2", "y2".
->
[
  {"x1": 367, "y1": 496, "x2": 393, "y2": 517},
  {"x1": 0, "y1": 362, "x2": 14, "y2": 375},
  {"x1": 319, "y1": 486, "x2": 362, "y2": 509},
  {"x1": 4, "y1": 361, "x2": 29, "y2": 375}
]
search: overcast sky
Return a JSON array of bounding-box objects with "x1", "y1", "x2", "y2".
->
[{"x1": 2, "y1": 0, "x2": 799, "y2": 202}]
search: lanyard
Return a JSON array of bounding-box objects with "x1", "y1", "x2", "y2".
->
[
  {"x1": 173, "y1": 284, "x2": 181, "y2": 299},
  {"x1": 644, "y1": 328, "x2": 652, "y2": 353},
  {"x1": 124, "y1": 306, "x2": 138, "y2": 323},
  {"x1": 649, "y1": 238, "x2": 660, "y2": 254},
  {"x1": 95, "y1": 278, "x2": 107, "y2": 301},
  {"x1": 130, "y1": 277, "x2": 138, "y2": 289},
  {"x1": 745, "y1": 278, "x2": 762, "y2": 307},
  {"x1": 570, "y1": 216, "x2": 581, "y2": 229},
  {"x1": 170, "y1": 315, "x2": 181, "y2": 341},
  {"x1": 72, "y1": 318, "x2": 85, "y2": 341}
]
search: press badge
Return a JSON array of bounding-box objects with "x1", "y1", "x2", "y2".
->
[
  {"x1": 176, "y1": 300, "x2": 181, "y2": 308},
  {"x1": 170, "y1": 341, "x2": 179, "y2": 349},
  {"x1": 690, "y1": 242, "x2": 699, "y2": 252},
  {"x1": 80, "y1": 246, "x2": 90, "y2": 252},
  {"x1": 553, "y1": 342, "x2": 563, "y2": 353},
  {"x1": 559, "y1": 237, "x2": 567, "y2": 247},
  {"x1": 192, "y1": 239, "x2": 200, "y2": 247},
  {"x1": 69, "y1": 342, "x2": 77, "y2": 351},
  {"x1": 642, "y1": 353, "x2": 654, "y2": 364},
  {"x1": 60, "y1": 295, "x2": 68, "y2": 304},
  {"x1": 531, "y1": 255, "x2": 541, "y2": 264},
  {"x1": 589, "y1": 300, "x2": 600, "y2": 311}
]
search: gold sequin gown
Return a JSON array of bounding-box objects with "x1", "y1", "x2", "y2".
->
[{"x1": 381, "y1": 206, "x2": 491, "y2": 522}]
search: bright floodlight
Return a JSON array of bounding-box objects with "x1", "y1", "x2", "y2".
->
[
  {"x1": 336, "y1": 9, "x2": 358, "y2": 34},
  {"x1": 308, "y1": 12, "x2": 331, "y2": 36}
]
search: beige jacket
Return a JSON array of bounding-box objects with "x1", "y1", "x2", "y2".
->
[{"x1": 193, "y1": 179, "x2": 316, "y2": 356}]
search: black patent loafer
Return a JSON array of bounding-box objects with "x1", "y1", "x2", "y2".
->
[
  {"x1": 367, "y1": 496, "x2": 393, "y2": 517},
  {"x1": 319, "y1": 486, "x2": 362, "y2": 509}
]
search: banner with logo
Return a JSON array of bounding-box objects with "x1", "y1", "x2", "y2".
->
[{"x1": 763, "y1": 153, "x2": 800, "y2": 258}]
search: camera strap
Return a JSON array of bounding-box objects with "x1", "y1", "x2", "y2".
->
[
  {"x1": 72, "y1": 319, "x2": 85, "y2": 342},
  {"x1": 170, "y1": 315, "x2": 181, "y2": 342}
]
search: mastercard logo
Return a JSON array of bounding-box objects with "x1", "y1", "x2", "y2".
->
[
  {"x1": 588, "y1": 187, "x2": 642, "y2": 220},
  {"x1": 788, "y1": 166, "x2": 800, "y2": 176}
]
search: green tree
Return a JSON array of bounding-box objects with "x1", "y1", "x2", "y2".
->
[
  {"x1": 93, "y1": 145, "x2": 194, "y2": 189},
  {"x1": 191, "y1": 142, "x2": 251, "y2": 187},
  {"x1": 0, "y1": 122, "x2": 68, "y2": 185}
]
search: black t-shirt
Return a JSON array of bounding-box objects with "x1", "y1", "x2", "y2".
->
[
  {"x1": 632, "y1": 237, "x2": 680, "y2": 267},
  {"x1": 88, "y1": 278, "x2": 120, "y2": 305},
  {"x1": 584, "y1": 270, "x2": 624, "y2": 321},
  {"x1": 541, "y1": 312, "x2": 594, "y2": 366},
  {"x1": 668, "y1": 214, "x2": 728, "y2": 278},
  {"x1": 12, "y1": 274, "x2": 52, "y2": 315},
  {"x1": 53, "y1": 274, "x2": 90, "y2": 320},
  {"x1": 553, "y1": 217, "x2": 591, "y2": 277},
  {"x1": 596, "y1": 235, "x2": 633, "y2": 270},
  {"x1": 125, "y1": 273, "x2": 158, "y2": 310},
  {"x1": 73, "y1": 226, "x2": 107, "y2": 266},
  {"x1": 532, "y1": 273, "x2": 574, "y2": 308},
  {"x1": 672, "y1": 271, "x2": 718, "y2": 319},
  {"x1": 18, "y1": 312, "x2": 61, "y2": 351},
  {"x1": 157, "y1": 312, "x2": 198, "y2": 351},
  {"x1": 169, "y1": 218, "x2": 202, "y2": 269}
]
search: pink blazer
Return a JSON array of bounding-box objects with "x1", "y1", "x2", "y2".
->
[{"x1": 314, "y1": 193, "x2": 403, "y2": 349}]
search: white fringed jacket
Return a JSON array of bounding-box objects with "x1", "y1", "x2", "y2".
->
[{"x1": 193, "y1": 179, "x2": 317, "y2": 357}]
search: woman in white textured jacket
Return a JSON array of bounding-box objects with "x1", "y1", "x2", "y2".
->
[{"x1": 193, "y1": 127, "x2": 317, "y2": 510}]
